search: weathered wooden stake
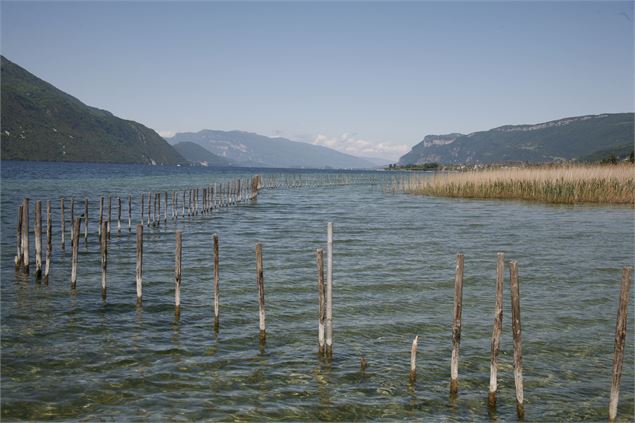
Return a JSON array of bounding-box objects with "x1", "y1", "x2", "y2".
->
[
  {"x1": 98, "y1": 196, "x2": 104, "y2": 237},
  {"x1": 450, "y1": 252, "x2": 464, "y2": 395},
  {"x1": 34, "y1": 200, "x2": 43, "y2": 279},
  {"x1": 488, "y1": 252, "x2": 505, "y2": 407},
  {"x1": 21, "y1": 198, "x2": 30, "y2": 273},
  {"x1": 175, "y1": 231, "x2": 182, "y2": 314},
  {"x1": 70, "y1": 198, "x2": 75, "y2": 241},
  {"x1": 100, "y1": 221, "x2": 108, "y2": 299},
  {"x1": 60, "y1": 198, "x2": 65, "y2": 250},
  {"x1": 83, "y1": 198, "x2": 88, "y2": 241},
  {"x1": 213, "y1": 233, "x2": 220, "y2": 320},
  {"x1": 45, "y1": 201, "x2": 52, "y2": 282},
  {"x1": 136, "y1": 224, "x2": 143, "y2": 304},
  {"x1": 128, "y1": 195, "x2": 132, "y2": 231},
  {"x1": 410, "y1": 335, "x2": 419, "y2": 382},
  {"x1": 141, "y1": 193, "x2": 145, "y2": 226},
  {"x1": 70, "y1": 218, "x2": 80, "y2": 289},
  {"x1": 117, "y1": 197, "x2": 122, "y2": 233},
  {"x1": 15, "y1": 205, "x2": 23, "y2": 270},
  {"x1": 608, "y1": 266, "x2": 633, "y2": 421},
  {"x1": 509, "y1": 260, "x2": 524, "y2": 419},
  {"x1": 326, "y1": 222, "x2": 333, "y2": 357},
  {"x1": 316, "y1": 248, "x2": 326, "y2": 354},
  {"x1": 256, "y1": 242, "x2": 266, "y2": 343},
  {"x1": 164, "y1": 191, "x2": 168, "y2": 223},
  {"x1": 107, "y1": 196, "x2": 112, "y2": 237}
]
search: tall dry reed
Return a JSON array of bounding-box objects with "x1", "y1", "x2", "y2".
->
[{"x1": 395, "y1": 164, "x2": 634, "y2": 205}]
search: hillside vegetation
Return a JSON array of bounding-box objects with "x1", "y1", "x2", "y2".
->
[
  {"x1": 399, "y1": 114, "x2": 634, "y2": 165},
  {"x1": 1, "y1": 56, "x2": 185, "y2": 165}
]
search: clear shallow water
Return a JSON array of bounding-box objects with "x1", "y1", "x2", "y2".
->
[{"x1": 1, "y1": 161, "x2": 633, "y2": 421}]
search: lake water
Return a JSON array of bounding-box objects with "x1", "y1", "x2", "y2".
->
[{"x1": 1, "y1": 161, "x2": 633, "y2": 421}]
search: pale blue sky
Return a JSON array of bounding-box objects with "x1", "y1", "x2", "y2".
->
[{"x1": 2, "y1": 1, "x2": 633, "y2": 160}]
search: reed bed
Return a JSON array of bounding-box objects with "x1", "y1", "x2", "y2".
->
[{"x1": 394, "y1": 164, "x2": 635, "y2": 205}]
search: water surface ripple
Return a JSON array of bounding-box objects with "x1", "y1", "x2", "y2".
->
[{"x1": 1, "y1": 161, "x2": 633, "y2": 421}]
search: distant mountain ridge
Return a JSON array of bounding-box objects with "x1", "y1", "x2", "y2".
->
[
  {"x1": 0, "y1": 56, "x2": 186, "y2": 165},
  {"x1": 166, "y1": 130, "x2": 376, "y2": 169},
  {"x1": 398, "y1": 113, "x2": 634, "y2": 165},
  {"x1": 172, "y1": 141, "x2": 232, "y2": 166}
]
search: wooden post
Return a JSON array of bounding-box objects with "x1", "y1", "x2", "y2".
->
[
  {"x1": 609, "y1": 266, "x2": 633, "y2": 421},
  {"x1": 45, "y1": 201, "x2": 52, "y2": 282},
  {"x1": 164, "y1": 191, "x2": 168, "y2": 223},
  {"x1": 60, "y1": 197, "x2": 65, "y2": 250},
  {"x1": 70, "y1": 218, "x2": 80, "y2": 289},
  {"x1": 98, "y1": 196, "x2": 104, "y2": 237},
  {"x1": 83, "y1": 198, "x2": 88, "y2": 241},
  {"x1": 140, "y1": 193, "x2": 145, "y2": 226},
  {"x1": 117, "y1": 197, "x2": 122, "y2": 233},
  {"x1": 182, "y1": 190, "x2": 186, "y2": 217},
  {"x1": 316, "y1": 248, "x2": 326, "y2": 354},
  {"x1": 34, "y1": 201, "x2": 43, "y2": 279},
  {"x1": 15, "y1": 205, "x2": 23, "y2": 270},
  {"x1": 489, "y1": 252, "x2": 505, "y2": 407},
  {"x1": 147, "y1": 192, "x2": 151, "y2": 226},
  {"x1": 100, "y1": 221, "x2": 108, "y2": 299},
  {"x1": 410, "y1": 335, "x2": 419, "y2": 382},
  {"x1": 326, "y1": 222, "x2": 333, "y2": 357},
  {"x1": 107, "y1": 196, "x2": 112, "y2": 237},
  {"x1": 128, "y1": 194, "x2": 132, "y2": 231},
  {"x1": 509, "y1": 260, "x2": 524, "y2": 418},
  {"x1": 256, "y1": 242, "x2": 266, "y2": 343},
  {"x1": 136, "y1": 225, "x2": 143, "y2": 304},
  {"x1": 450, "y1": 252, "x2": 464, "y2": 395},
  {"x1": 70, "y1": 198, "x2": 75, "y2": 242},
  {"x1": 157, "y1": 192, "x2": 161, "y2": 226},
  {"x1": 21, "y1": 198, "x2": 30, "y2": 273},
  {"x1": 175, "y1": 231, "x2": 182, "y2": 314},
  {"x1": 213, "y1": 233, "x2": 220, "y2": 320}
]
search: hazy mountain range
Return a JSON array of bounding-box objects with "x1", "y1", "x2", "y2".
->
[
  {"x1": 398, "y1": 113, "x2": 634, "y2": 165},
  {"x1": 166, "y1": 130, "x2": 376, "y2": 169}
]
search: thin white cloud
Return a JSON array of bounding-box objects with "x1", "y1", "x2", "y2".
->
[
  {"x1": 158, "y1": 130, "x2": 176, "y2": 138},
  {"x1": 312, "y1": 133, "x2": 410, "y2": 161}
]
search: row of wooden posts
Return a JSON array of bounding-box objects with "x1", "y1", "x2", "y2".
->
[
  {"x1": 11, "y1": 193, "x2": 633, "y2": 420},
  {"x1": 13, "y1": 175, "x2": 263, "y2": 278},
  {"x1": 259, "y1": 173, "x2": 379, "y2": 190}
]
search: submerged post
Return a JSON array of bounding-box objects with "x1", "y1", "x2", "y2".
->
[
  {"x1": 175, "y1": 231, "x2": 182, "y2": 315},
  {"x1": 34, "y1": 200, "x2": 42, "y2": 279},
  {"x1": 117, "y1": 197, "x2": 122, "y2": 233},
  {"x1": 21, "y1": 198, "x2": 30, "y2": 273},
  {"x1": 609, "y1": 266, "x2": 633, "y2": 421},
  {"x1": 70, "y1": 218, "x2": 80, "y2": 289},
  {"x1": 136, "y1": 224, "x2": 143, "y2": 304},
  {"x1": 410, "y1": 335, "x2": 419, "y2": 382},
  {"x1": 98, "y1": 196, "x2": 104, "y2": 237},
  {"x1": 45, "y1": 201, "x2": 52, "y2": 282},
  {"x1": 450, "y1": 252, "x2": 464, "y2": 395},
  {"x1": 15, "y1": 205, "x2": 23, "y2": 270},
  {"x1": 256, "y1": 242, "x2": 266, "y2": 343},
  {"x1": 326, "y1": 222, "x2": 333, "y2": 357},
  {"x1": 60, "y1": 197, "x2": 65, "y2": 250},
  {"x1": 100, "y1": 221, "x2": 108, "y2": 299},
  {"x1": 83, "y1": 198, "x2": 88, "y2": 241},
  {"x1": 128, "y1": 194, "x2": 132, "y2": 231},
  {"x1": 316, "y1": 248, "x2": 326, "y2": 355},
  {"x1": 213, "y1": 233, "x2": 220, "y2": 321},
  {"x1": 509, "y1": 260, "x2": 524, "y2": 419},
  {"x1": 489, "y1": 252, "x2": 505, "y2": 407}
]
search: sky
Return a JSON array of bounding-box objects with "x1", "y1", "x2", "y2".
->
[{"x1": 1, "y1": 1, "x2": 633, "y2": 161}]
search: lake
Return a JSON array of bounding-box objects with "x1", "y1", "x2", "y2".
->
[{"x1": 1, "y1": 160, "x2": 633, "y2": 421}]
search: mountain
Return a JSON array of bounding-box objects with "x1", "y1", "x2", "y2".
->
[
  {"x1": 398, "y1": 114, "x2": 634, "y2": 165},
  {"x1": 166, "y1": 130, "x2": 376, "y2": 169},
  {"x1": 173, "y1": 141, "x2": 232, "y2": 166},
  {"x1": 0, "y1": 56, "x2": 186, "y2": 165}
]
